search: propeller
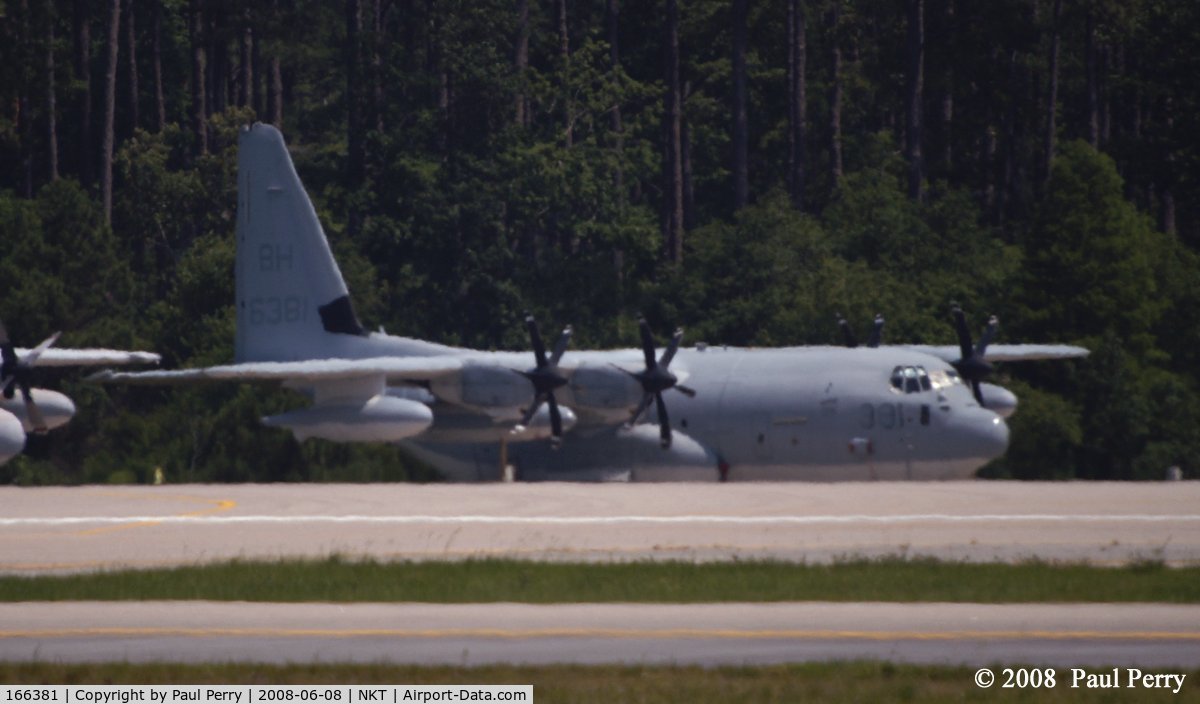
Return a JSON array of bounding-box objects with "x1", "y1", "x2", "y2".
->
[
  {"x1": 622, "y1": 317, "x2": 696, "y2": 449},
  {"x1": 511, "y1": 314, "x2": 572, "y2": 447},
  {"x1": 836, "y1": 313, "x2": 884, "y2": 349},
  {"x1": 949, "y1": 304, "x2": 998, "y2": 406},
  {"x1": 0, "y1": 321, "x2": 61, "y2": 434}
]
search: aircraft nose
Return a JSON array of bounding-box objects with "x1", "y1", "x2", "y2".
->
[{"x1": 976, "y1": 411, "x2": 1010, "y2": 460}]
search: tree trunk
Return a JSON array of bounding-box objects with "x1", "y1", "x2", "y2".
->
[
  {"x1": 1040, "y1": 0, "x2": 1061, "y2": 189},
  {"x1": 999, "y1": 49, "x2": 1018, "y2": 226},
  {"x1": 240, "y1": 9, "x2": 253, "y2": 108},
  {"x1": 345, "y1": 0, "x2": 363, "y2": 239},
  {"x1": 125, "y1": 0, "x2": 138, "y2": 132},
  {"x1": 787, "y1": 0, "x2": 806, "y2": 210},
  {"x1": 662, "y1": 0, "x2": 684, "y2": 265},
  {"x1": 270, "y1": 54, "x2": 282, "y2": 127},
  {"x1": 731, "y1": 0, "x2": 748, "y2": 210},
  {"x1": 18, "y1": 0, "x2": 33, "y2": 197},
  {"x1": 904, "y1": 0, "x2": 924, "y2": 202},
  {"x1": 152, "y1": 0, "x2": 165, "y2": 130},
  {"x1": 74, "y1": 0, "x2": 94, "y2": 185},
  {"x1": 102, "y1": 0, "x2": 121, "y2": 225},
  {"x1": 827, "y1": 2, "x2": 843, "y2": 185},
  {"x1": 939, "y1": 0, "x2": 953, "y2": 174},
  {"x1": 606, "y1": 0, "x2": 623, "y2": 193},
  {"x1": 682, "y1": 86, "x2": 695, "y2": 231},
  {"x1": 514, "y1": 0, "x2": 529, "y2": 127},
  {"x1": 371, "y1": 0, "x2": 384, "y2": 132},
  {"x1": 558, "y1": 0, "x2": 572, "y2": 147},
  {"x1": 1085, "y1": 6, "x2": 1098, "y2": 147},
  {"x1": 189, "y1": 0, "x2": 207, "y2": 154},
  {"x1": 45, "y1": 0, "x2": 59, "y2": 181}
]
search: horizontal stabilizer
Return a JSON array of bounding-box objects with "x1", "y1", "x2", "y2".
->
[
  {"x1": 17, "y1": 348, "x2": 161, "y2": 367},
  {"x1": 903, "y1": 344, "x2": 1090, "y2": 363},
  {"x1": 87, "y1": 356, "x2": 462, "y2": 385}
]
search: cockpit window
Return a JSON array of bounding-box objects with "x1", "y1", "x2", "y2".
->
[{"x1": 890, "y1": 365, "x2": 937, "y2": 394}]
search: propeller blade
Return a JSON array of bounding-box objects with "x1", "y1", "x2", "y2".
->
[
  {"x1": 546, "y1": 393, "x2": 563, "y2": 445},
  {"x1": 637, "y1": 317, "x2": 657, "y2": 369},
  {"x1": 837, "y1": 314, "x2": 858, "y2": 348},
  {"x1": 970, "y1": 380, "x2": 985, "y2": 406},
  {"x1": 513, "y1": 396, "x2": 543, "y2": 432},
  {"x1": 951, "y1": 305, "x2": 973, "y2": 361},
  {"x1": 23, "y1": 331, "x2": 62, "y2": 367},
  {"x1": 867, "y1": 314, "x2": 885, "y2": 348},
  {"x1": 2, "y1": 378, "x2": 15, "y2": 400},
  {"x1": 659, "y1": 328, "x2": 684, "y2": 368},
  {"x1": 674, "y1": 384, "x2": 697, "y2": 398},
  {"x1": 20, "y1": 383, "x2": 48, "y2": 433},
  {"x1": 549, "y1": 325, "x2": 573, "y2": 366},
  {"x1": 975, "y1": 315, "x2": 999, "y2": 358},
  {"x1": 627, "y1": 392, "x2": 654, "y2": 427},
  {"x1": 655, "y1": 392, "x2": 672, "y2": 448},
  {"x1": 525, "y1": 315, "x2": 548, "y2": 368}
]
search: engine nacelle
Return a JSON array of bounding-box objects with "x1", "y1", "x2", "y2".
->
[
  {"x1": 0, "y1": 389, "x2": 76, "y2": 433},
  {"x1": 262, "y1": 395, "x2": 433, "y2": 443},
  {"x1": 564, "y1": 363, "x2": 643, "y2": 423},
  {"x1": 622, "y1": 425, "x2": 720, "y2": 482},
  {"x1": 979, "y1": 383, "x2": 1018, "y2": 418},
  {"x1": 430, "y1": 364, "x2": 529, "y2": 416}
]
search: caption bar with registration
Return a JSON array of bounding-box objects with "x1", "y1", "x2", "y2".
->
[{"x1": 0, "y1": 687, "x2": 532, "y2": 704}]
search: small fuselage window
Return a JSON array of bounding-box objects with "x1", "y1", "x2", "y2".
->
[{"x1": 889, "y1": 365, "x2": 939, "y2": 394}]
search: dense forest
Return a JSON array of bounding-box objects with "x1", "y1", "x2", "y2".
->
[{"x1": 1, "y1": 0, "x2": 1198, "y2": 484}]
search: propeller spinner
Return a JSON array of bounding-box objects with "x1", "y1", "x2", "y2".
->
[
  {"x1": 512, "y1": 314, "x2": 572, "y2": 447},
  {"x1": 0, "y1": 321, "x2": 61, "y2": 434},
  {"x1": 623, "y1": 318, "x2": 696, "y2": 449}
]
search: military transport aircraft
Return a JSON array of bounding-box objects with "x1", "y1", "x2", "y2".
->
[
  {"x1": 0, "y1": 322, "x2": 160, "y2": 466},
  {"x1": 88, "y1": 123, "x2": 1088, "y2": 481}
]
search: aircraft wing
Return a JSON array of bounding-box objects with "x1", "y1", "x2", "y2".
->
[
  {"x1": 87, "y1": 356, "x2": 463, "y2": 385},
  {"x1": 902, "y1": 344, "x2": 1090, "y2": 363},
  {"x1": 20, "y1": 348, "x2": 162, "y2": 367}
]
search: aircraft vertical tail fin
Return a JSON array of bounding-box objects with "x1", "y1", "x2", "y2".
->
[{"x1": 235, "y1": 123, "x2": 365, "y2": 362}]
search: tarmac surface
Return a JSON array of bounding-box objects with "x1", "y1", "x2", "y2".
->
[
  {"x1": 2, "y1": 481, "x2": 1198, "y2": 667},
  {"x1": 1, "y1": 481, "x2": 1198, "y2": 572},
  {"x1": 2, "y1": 601, "x2": 1198, "y2": 668}
]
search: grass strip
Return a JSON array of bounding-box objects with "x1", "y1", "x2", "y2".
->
[
  {"x1": 1, "y1": 557, "x2": 1198, "y2": 603},
  {"x1": 3, "y1": 662, "x2": 1199, "y2": 703}
]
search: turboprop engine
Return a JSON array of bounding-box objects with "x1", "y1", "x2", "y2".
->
[
  {"x1": 563, "y1": 362, "x2": 643, "y2": 424},
  {"x1": 430, "y1": 364, "x2": 531, "y2": 416},
  {"x1": 262, "y1": 395, "x2": 433, "y2": 442}
]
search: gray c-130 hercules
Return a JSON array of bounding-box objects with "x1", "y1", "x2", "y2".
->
[{"x1": 89, "y1": 123, "x2": 1089, "y2": 481}]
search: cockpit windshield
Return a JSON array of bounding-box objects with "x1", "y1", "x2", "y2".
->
[{"x1": 890, "y1": 365, "x2": 958, "y2": 394}]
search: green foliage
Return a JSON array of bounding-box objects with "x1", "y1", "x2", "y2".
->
[{"x1": 1015, "y1": 142, "x2": 1162, "y2": 351}]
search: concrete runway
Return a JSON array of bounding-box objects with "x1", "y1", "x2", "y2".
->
[
  {"x1": 2, "y1": 601, "x2": 1198, "y2": 668},
  {"x1": 1, "y1": 481, "x2": 1198, "y2": 572},
  {"x1": 3, "y1": 481, "x2": 1198, "y2": 667}
]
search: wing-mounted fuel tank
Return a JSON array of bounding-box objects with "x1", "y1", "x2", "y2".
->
[
  {"x1": 262, "y1": 395, "x2": 433, "y2": 442},
  {"x1": 267, "y1": 375, "x2": 432, "y2": 442}
]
